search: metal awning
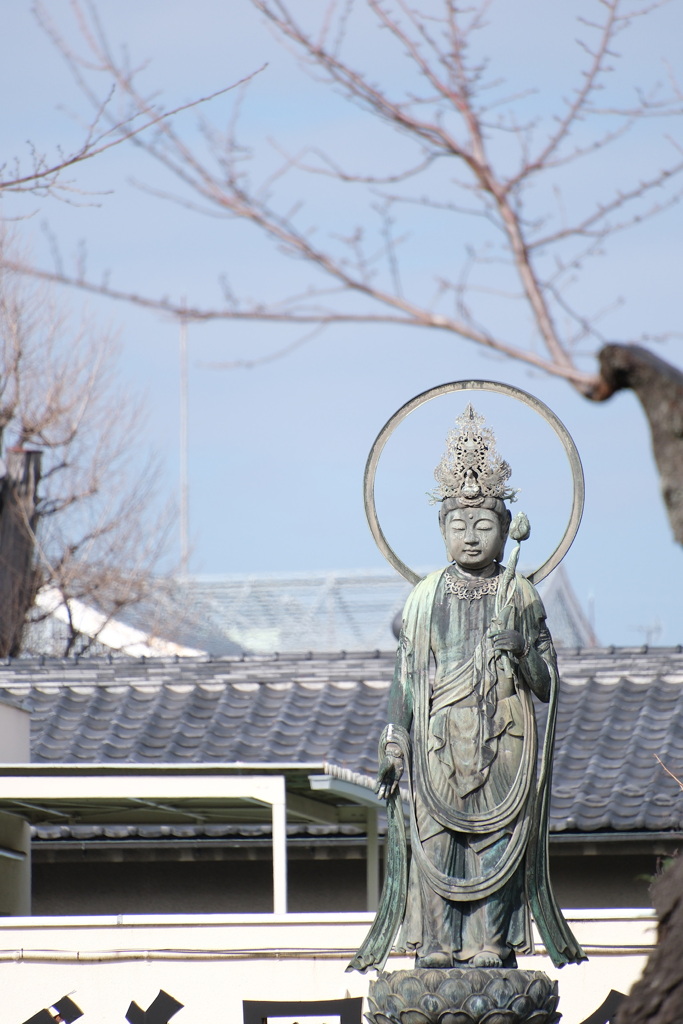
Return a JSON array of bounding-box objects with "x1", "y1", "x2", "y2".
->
[{"x1": 0, "y1": 763, "x2": 381, "y2": 914}]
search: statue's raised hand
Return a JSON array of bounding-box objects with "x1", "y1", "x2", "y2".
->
[
  {"x1": 490, "y1": 628, "x2": 526, "y2": 657},
  {"x1": 375, "y1": 753, "x2": 404, "y2": 800}
]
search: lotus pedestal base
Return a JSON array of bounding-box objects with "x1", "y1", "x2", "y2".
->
[{"x1": 365, "y1": 968, "x2": 561, "y2": 1024}]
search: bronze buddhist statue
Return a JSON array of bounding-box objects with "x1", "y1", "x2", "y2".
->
[{"x1": 349, "y1": 404, "x2": 585, "y2": 974}]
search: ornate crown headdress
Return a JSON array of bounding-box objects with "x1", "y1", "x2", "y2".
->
[{"x1": 428, "y1": 403, "x2": 517, "y2": 505}]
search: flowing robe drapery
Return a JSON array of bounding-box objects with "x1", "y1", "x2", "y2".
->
[{"x1": 348, "y1": 566, "x2": 585, "y2": 972}]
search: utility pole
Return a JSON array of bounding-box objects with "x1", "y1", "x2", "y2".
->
[{"x1": 179, "y1": 315, "x2": 189, "y2": 576}]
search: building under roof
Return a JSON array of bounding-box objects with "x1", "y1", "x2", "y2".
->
[{"x1": 0, "y1": 642, "x2": 678, "y2": 917}]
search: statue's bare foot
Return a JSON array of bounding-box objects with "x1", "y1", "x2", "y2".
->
[
  {"x1": 472, "y1": 951, "x2": 503, "y2": 968},
  {"x1": 416, "y1": 951, "x2": 452, "y2": 969}
]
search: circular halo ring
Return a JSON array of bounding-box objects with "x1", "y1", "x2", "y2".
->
[{"x1": 364, "y1": 379, "x2": 584, "y2": 586}]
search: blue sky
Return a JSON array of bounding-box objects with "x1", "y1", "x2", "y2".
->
[{"x1": 2, "y1": 1, "x2": 683, "y2": 646}]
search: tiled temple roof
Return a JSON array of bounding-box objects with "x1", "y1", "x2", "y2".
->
[{"x1": 1, "y1": 646, "x2": 682, "y2": 836}]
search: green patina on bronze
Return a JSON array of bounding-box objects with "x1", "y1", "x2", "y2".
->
[{"x1": 349, "y1": 389, "x2": 586, "y2": 974}]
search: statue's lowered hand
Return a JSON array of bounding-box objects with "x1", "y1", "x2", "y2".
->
[{"x1": 375, "y1": 753, "x2": 404, "y2": 800}]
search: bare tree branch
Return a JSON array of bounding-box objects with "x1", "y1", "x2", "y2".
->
[
  {"x1": 0, "y1": 0, "x2": 264, "y2": 203},
  {"x1": 6, "y1": 2, "x2": 683, "y2": 426}
]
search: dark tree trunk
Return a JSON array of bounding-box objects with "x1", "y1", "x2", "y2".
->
[
  {"x1": 592, "y1": 344, "x2": 683, "y2": 545},
  {"x1": 0, "y1": 447, "x2": 42, "y2": 657},
  {"x1": 614, "y1": 855, "x2": 683, "y2": 1024}
]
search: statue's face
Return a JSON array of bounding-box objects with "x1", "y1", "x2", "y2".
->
[{"x1": 443, "y1": 508, "x2": 503, "y2": 570}]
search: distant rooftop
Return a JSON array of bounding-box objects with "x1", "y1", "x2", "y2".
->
[
  {"x1": 126, "y1": 564, "x2": 597, "y2": 656},
  {"x1": 23, "y1": 565, "x2": 597, "y2": 658}
]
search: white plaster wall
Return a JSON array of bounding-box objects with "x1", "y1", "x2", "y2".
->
[
  {"x1": 0, "y1": 704, "x2": 30, "y2": 761},
  {"x1": 0, "y1": 910, "x2": 655, "y2": 1024}
]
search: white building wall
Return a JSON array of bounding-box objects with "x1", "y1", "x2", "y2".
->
[
  {"x1": 0, "y1": 701, "x2": 29, "y2": 761},
  {"x1": 1, "y1": 910, "x2": 655, "y2": 1024}
]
